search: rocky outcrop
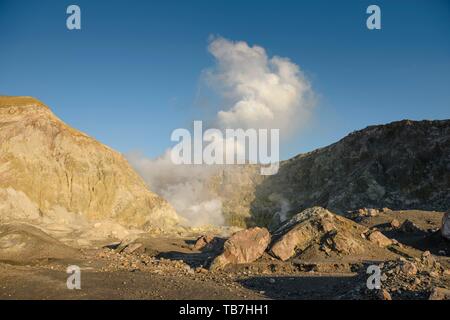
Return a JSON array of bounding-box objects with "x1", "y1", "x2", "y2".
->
[
  {"x1": 268, "y1": 207, "x2": 397, "y2": 261},
  {"x1": 207, "y1": 165, "x2": 264, "y2": 227},
  {"x1": 269, "y1": 207, "x2": 366, "y2": 260},
  {"x1": 0, "y1": 96, "x2": 179, "y2": 231},
  {"x1": 213, "y1": 120, "x2": 450, "y2": 227},
  {"x1": 210, "y1": 227, "x2": 270, "y2": 270}
]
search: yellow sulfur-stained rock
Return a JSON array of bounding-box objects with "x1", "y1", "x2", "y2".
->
[{"x1": 0, "y1": 96, "x2": 180, "y2": 231}]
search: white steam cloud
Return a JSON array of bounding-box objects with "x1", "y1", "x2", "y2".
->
[
  {"x1": 127, "y1": 37, "x2": 314, "y2": 227},
  {"x1": 127, "y1": 150, "x2": 224, "y2": 227},
  {"x1": 206, "y1": 37, "x2": 314, "y2": 135}
]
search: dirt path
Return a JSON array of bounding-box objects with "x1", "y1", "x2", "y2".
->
[
  {"x1": 0, "y1": 262, "x2": 362, "y2": 300},
  {"x1": 0, "y1": 264, "x2": 260, "y2": 299}
]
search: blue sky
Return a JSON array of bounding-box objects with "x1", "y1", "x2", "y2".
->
[{"x1": 0, "y1": 0, "x2": 449, "y2": 160}]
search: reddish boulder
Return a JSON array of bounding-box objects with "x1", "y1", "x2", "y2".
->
[{"x1": 209, "y1": 227, "x2": 270, "y2": 271}]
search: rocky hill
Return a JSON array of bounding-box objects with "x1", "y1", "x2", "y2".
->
[
  {"x1": 214, "y1": 120, "x2": 450, "y2": 227},
  {"x1": 0, "y1": 96, "x2": 179, "y2": 235},
  {"x1": 1, "y1": 96, "x2": 448, "y2": 233}
]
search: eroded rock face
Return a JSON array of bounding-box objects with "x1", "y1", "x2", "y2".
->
[
  {"x1": 210, "y1": 227, "x2": 270, "y2": 270},
  {"x1": 441, "y1": 212, "x2": 450, "y2": 240},
  {"x1": 269, "y1": 207, "x2": 364, "y2": 260},
  {"x1": 0, "y1": 96, "x2": 179, "y2": 231},
  {"x1": 215, "y1": 120, "x2": 450, "y2": 227},
  {"x1": 268, "y1": 207, "x2": 397, "y2": 261}
]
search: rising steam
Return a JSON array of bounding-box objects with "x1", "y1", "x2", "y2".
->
[{"x1": 127, "y1": 37, "x2": 314, "y2": 227}]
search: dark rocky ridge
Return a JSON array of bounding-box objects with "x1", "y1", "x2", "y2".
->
[{"x1": 216, "y1": 120, "x2": 450, "y2": 227}]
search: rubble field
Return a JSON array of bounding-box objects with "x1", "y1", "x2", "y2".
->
[{"x1": 0, "y1": 207, "x2": 448, "y2": 300}]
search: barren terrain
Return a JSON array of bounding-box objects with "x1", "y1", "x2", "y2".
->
[{"x1": 0, "y1": 210, "x2": 448, "y2": 300}]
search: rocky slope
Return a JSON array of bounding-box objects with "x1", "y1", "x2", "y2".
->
[
  {"x1": 2, "y1": 96, "x2": 448, "y2": 233},
  {"x1": 268, "y1": 207, "x2": 398, "y2": 262},
  {"x1": 212, "y1": 120, "x2": 450, "y2": 227},
  {"x1": 0, "y1": 96, "x2": 179, "y2": 236}
]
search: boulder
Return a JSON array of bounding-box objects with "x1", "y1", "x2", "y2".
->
[
  {"x1": 367, "y1": 230, "x2": 393, "y2": 247},
  {"x1": 356, "y1": 208, "x2": 379, "y2": 217},
  {"x1": 429, "y1": 287, "x2": 450, "y2": 300},
  {"x1": 421, "y1": 250, "x2": 436, "y2": 265},
  {"x1": 324, "y1": 230, "x2": 365, "y2": 255},
  {"x1": 401, "y1": 262, "x2": 418, "y2": 276},
  {"x1": 194, "y1": 235, "x2": 225, "y2": 253},
  {"x1": 194, "y1": 234, "x2": 215, "y2": 251},
  {"x1": 270, "y1": 226, "x2": 318, "y2": 261},
  {"x1": 390, "y1": 219, "x2": 400, "y2": 229},
  {"x1": 377, "y1": 289, "x2": 392, "y2": 300},
  {"x1": 121, "y1": 243, "x2": 143, "y2": 254},
  {"x1": 269, "y1": 207, "x2": 369, "y2": 261},
  {"x1": 209, "y1": 227, "x2": 270, "y2": 270}
]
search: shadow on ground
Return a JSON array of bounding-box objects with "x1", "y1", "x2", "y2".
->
[
  {"x1": 238, "y1": 274, "x2": 362, "y2": 299},
  {"x1": 156, "y1": 251, "x2": 215, "y2": 268}
]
